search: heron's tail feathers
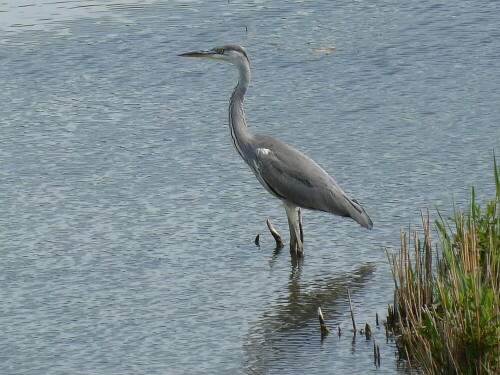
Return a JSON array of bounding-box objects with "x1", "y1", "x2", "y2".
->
[{"x1": 344, "y1": 197, "x2": 373, "y2": 230}]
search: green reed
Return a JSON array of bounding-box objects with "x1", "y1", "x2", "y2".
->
[{"x1": 386, "y1": 156, "x2": 499, "y2": 374}]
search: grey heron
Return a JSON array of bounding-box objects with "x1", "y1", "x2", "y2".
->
[{"x1": 179, "y1": 44, "x2": 372, "y2": 257}]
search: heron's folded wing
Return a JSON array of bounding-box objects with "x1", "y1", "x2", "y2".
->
[
  {"x1": 253, "y1": 142, "x2": 373, "y2": 229},
  {"x1": 254, "y1": 147, "x2": 335, "y2": 211}
]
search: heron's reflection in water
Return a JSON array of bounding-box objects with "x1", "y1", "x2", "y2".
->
[{"x1": 243, "y1": 257, "x2": 374, "y2": 373}]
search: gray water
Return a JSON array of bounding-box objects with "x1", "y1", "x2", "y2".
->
[{"x1": 1, "y1": 1, "x2": 499, "y2": 374}]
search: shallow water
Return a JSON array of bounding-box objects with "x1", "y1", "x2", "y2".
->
[{"x1": 1, "y1": 1, "x2": 499, "y2": 374}]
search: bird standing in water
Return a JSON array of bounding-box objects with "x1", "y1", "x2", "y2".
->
[{"x1": 179, "y1": 44, "x2": 372, "y2": 257}]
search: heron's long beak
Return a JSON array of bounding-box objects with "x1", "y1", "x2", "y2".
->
[{"x1": 178, "y1": 50, "x2": 216, "y2": 58}]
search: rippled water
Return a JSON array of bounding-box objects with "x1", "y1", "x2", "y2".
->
[{"x1": 1, "y1": 1, "x2": 499, "y2": 374}]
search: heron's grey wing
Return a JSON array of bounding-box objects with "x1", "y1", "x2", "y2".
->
[
  {"x1": 253, "y1": 142, "x2": 345, "y2": 213},
  {"x1": 253, "y1": 138, "x2": 373, "y2": 229}
]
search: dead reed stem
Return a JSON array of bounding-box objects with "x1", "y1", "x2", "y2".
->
[
  {"x1": 347, "y1": 288, "x2": 356, "y2": 334},
  {"x1": 266, "y1": 219, "x2": 283, "y2": 249},
  {"x1": 317, "y1": 307, "x2": 330, "y2": 335}
]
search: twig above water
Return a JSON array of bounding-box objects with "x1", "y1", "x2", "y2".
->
[
  {"x1": 318, "y1": 307, "x2": 330, "y2": 336},
  {"x1": 266, "y1": 219, "x2": 283, "y2": 249},
  {"x1": 347, "y1": 288, "x2": 356, "y2": 334}
]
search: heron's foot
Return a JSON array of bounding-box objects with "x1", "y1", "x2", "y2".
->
[
  {"x1": 284, "y1": 203, "x2": 304, "y2": 258},
  {"x1": 289, "y1": 235, "x2": 304, "y2": 258},
  {"x1": 296, "y1": 240, "x2": 304, "y2": 258}
]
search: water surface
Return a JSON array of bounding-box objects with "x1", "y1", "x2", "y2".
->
[{"x1": 1, "y1": 1, "x2": 499, "y2": 374}]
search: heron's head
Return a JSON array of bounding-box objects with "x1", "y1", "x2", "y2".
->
[{"x1": 179, "y1": 44, "x2": 249, "y2": 66}]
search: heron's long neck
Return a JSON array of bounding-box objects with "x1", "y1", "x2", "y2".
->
[{"x1": 229, "y1": 60, "x2": 253, "y2": 162}]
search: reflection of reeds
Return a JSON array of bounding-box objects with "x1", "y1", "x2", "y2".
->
[{"x1": 386, "y1": 157, "x2": 500, "y2": 374}]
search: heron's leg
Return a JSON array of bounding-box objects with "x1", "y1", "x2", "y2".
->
[{"x1": 283, "y1": 201, "x2": 304, "y2": 257}]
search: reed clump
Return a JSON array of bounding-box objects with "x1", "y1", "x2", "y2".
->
[{"x1": 386, "y1": 157, "x2": 500, "y2": 374}]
